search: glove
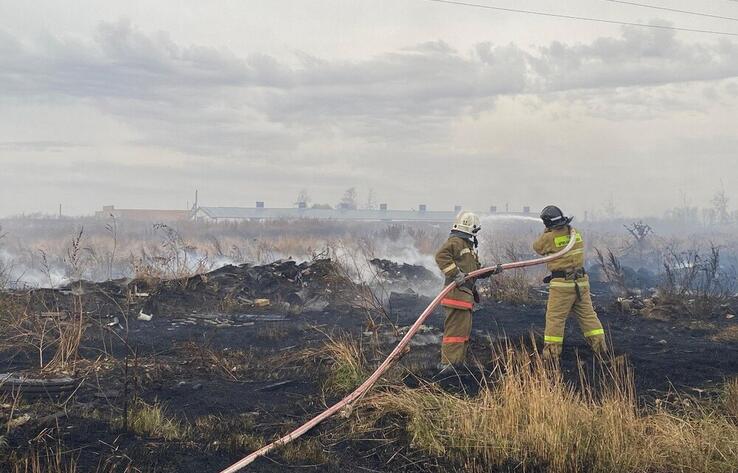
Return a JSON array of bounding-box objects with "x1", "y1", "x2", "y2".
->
[{"x1": 454, "y1": 271, "x2": 467, "y2": 287}]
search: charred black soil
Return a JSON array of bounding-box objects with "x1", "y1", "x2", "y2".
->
[{"x1": 1, "y1": 261, "x2": 737, "y2": 473}]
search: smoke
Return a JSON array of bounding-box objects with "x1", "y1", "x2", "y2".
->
[
  {"x1": 371, "y1": 234, "x2": 438, "y2": 271},
  {"x1": 0, "y1": 248, "x2": 68, "y2": 288}
]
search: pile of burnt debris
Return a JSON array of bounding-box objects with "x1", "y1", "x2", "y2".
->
[
  {"x1": 369, "y1": 258, "x2": 440, "y2": 306},
  {"x1": 9, "y1": 259, "x2": 343, "y2": 319},
  {"x1": 10, "y1": 258, "x2": 441, "y2": 321},
  {"x1": 145, "y1": 258, "x2": 344, "y2": 316},
  {"x1": 369, "y1": 258, "x2": 437, "y2": 282}
]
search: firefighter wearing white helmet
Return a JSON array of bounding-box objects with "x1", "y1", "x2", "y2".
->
[
  {"x1": 434, "y1": 211, "x2": 499, "y2": 368},
  {"x1": 452, "y1": 211, "x2": 481, "y2": 235}
]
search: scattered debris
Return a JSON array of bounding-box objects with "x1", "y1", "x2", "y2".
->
[
  {"x1": 36, "y1": 411, "x2": 67, "y2": 426},
  {"x1": 256, "y1": 380, "x2": 298, "y2": 392},
  {"x1": 234, "y1": 314, "x2": 287, "y2": 322},
  {"x1": 0, "y1": 373, "x2": 78, "y2": 396},
  {"x1": 6, "y1": 414, "x2": 31, "y2": 430},
  {"x1": 254, "y1": 298, "x2": 271, "y2": 308},
  {"x1": 137, "y1": 310, "x2": 153, "y2": 321}
]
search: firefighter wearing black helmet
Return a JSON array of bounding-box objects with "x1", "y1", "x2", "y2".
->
[{"x1": 533, "y1": 206, "x2": 606, "y2": 359}]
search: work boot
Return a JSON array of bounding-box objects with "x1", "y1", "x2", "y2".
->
[
  {"x1": 542, "y1": 342, "x2": 562, "y2": 360},
  {"x1": 586, "y1": 336, "x2": 608, "y2": 357},
  {"x1": 435, "y1": 363, "x2": 456, "y2": 377},
  {"x1": 434, "y1": 362, "x2": 472, "y2": 382}
]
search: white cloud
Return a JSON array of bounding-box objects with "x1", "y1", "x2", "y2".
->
[{"x1": 0, "y1": 17, "x2": 736, "y2": 217}]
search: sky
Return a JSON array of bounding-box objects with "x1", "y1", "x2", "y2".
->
[{"x1": 0, "y1": 0, "x2": 736, "y2": 218}]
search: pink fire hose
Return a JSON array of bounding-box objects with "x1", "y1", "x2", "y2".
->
[{"x1": 219, "y1": 228, "x2": 577, "y2": 472}]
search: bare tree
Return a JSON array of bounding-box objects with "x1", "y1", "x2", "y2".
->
[
  {"x1": 364, "y1": 188, "x2": 377, "y2": 210},
  {"x1": 602, "y1": 195, "x2": 619, "y2": 219},
  {"x1": 0, "y1": 225, "x2": 8, "y2": 288},
  {"x1": 105, "y1": 214, "x2": 118, "y2": 280},
  {"x1": 339, "y1": 187, "x2": 358, "y2": 210},
  {"x1": 295, "y1": 189, "x2": 311, "y2": 208},
  {"x1": 668, "y1": 190, "x2": 698, "y2": 224},
  {"x1": 624, "y1": 220, "x2": 653, "y2": 259},
  {"x1": 711, "y1": 186, "x2": 730, "y2": 225}
]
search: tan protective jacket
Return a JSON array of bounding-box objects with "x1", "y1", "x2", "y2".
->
[
  {"x1": 435, "y1": 235, "x2": 481, "y2": 307},
  {"x1": 532, "y1": 225, "x2": 585, "y2": 273}
]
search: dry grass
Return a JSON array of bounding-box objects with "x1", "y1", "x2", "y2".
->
[
  {"x1": 486, "y1": 269, "x2": 536, "y2": 304},
  {"x1": 362, "y1": 345, "x2": 738, "y2": 473},
  {"x1": 44, "y1": 293, "x2": 85, "y2": 373},
  {"x1": 711, "y1": 325, "x2": 738, "y2": 343},
  {"x1": 725, "y1": 378, "x2": 738, "y2": 420},
  {"x1": 0, "y1": 294, "x2": 86, "y2": 372},
  {"x1": 254, "y1": 322, "x2": 293, "y2": 342},
  {"x1": 122, "y1": 398, "x2": 187, "y2": 441},
  {"x1": 279, "y1": 437, "x2": 330, "y2": 465},
  {"x1": 3, "y1": 436, "x2": 78, "y2": 473},
  {"x1": 175, "y1": 341, "x2": 256, "y2": 381},
  {"x1": 481, "y1": 238, "x2": 539, "y2": 304},
  {"x1": 193, "y1": 409, "x2": 328, "y2": 465},
  {"x1": 194, "y1": 414, "x2": 262, "y2": 453},
  {"x1": 321, "y1": 335, "x2": 368, "y2": 395}
]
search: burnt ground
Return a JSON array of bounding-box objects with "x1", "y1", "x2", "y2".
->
[{"x1": 1, "y1": 261, "x2": 738, "y2": 473}]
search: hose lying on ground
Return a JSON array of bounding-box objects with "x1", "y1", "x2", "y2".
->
[{"x1": 219, "y1": 228, "x2": 577, "y2": 472}]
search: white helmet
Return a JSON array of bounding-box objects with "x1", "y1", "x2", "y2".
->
[{"x1": 452, "y1": 211, "x2": 481, "y2": 235}]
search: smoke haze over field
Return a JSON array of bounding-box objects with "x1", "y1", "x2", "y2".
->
[{"x1": 0, "y1": 0, "x2": 737, "y2": 217}]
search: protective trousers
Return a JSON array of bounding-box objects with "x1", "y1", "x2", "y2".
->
[
  {"x1": 441, "y1": 307, "x2": 472, "y2": 365},
  {"x1": 543, "y1": 277, "x2": 606, "y2": 359}
]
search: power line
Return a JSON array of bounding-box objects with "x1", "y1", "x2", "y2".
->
[
  {"x1": 419, "y1": 0, "x2": 738, "y2": 36},
  {"x1": 601, "y1": 0, "x2": 738, "y2": 22}
]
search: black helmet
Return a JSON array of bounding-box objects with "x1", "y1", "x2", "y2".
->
[{"x1": 540, "y1": 205, "x2": 573, "y2": 228}]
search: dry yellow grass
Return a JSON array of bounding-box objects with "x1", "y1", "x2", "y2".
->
[
  {"x1": 711, "y1": 325, "x2": 738, "y2": 343},
  {"x1": 486, "y1": 269, "x2": 536, "y2": 304},
  {"x1": 321, "y1": 336, "x2": 368, "y2": 395},
  {"x1": 123, "y1": 399, "x2": 187, "y2": 441},
  {"x1": 3, "y1": 439, "x2": 79, "y2": 473},
  {"x1": 363, "y1": 346, "x2": 738, "y2": 473},
  {"x1": 725, "y1": 378, "x2": 738, "y2": 420},
  {"x1": 194, "y1": 414, "x2": 262, "y2": 453}
]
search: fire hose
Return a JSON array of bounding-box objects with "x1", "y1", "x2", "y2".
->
[{"x1": 220, "y1": 228, "x2": 577, "y2": 472}]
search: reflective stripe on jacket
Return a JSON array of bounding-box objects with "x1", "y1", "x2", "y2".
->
[
  {"x1": 435, "y1": 235, "x2": 481, "y2": 307},
  {"x1": 532, "y1": 225, "x2": 586, "y2": 273}
]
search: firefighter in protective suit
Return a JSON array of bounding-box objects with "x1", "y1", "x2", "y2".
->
[
  {"x1": 434, "y1": 212, "x2": 499, "y2": 368},
  {"x1": 533, "y1": 206, "x2": 606, "y2": 359}
]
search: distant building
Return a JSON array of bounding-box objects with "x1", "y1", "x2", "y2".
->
[
  {"x1": 95, "y1": 205, "x2": 192, "y2": 222},
  {"x1": 194, "y1": 203, "x2": 532, "y2": 223}
]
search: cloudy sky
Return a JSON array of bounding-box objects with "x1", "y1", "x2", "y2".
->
[{"x1": 0, "y1": 0, "x2": 736, "y2": 218}]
